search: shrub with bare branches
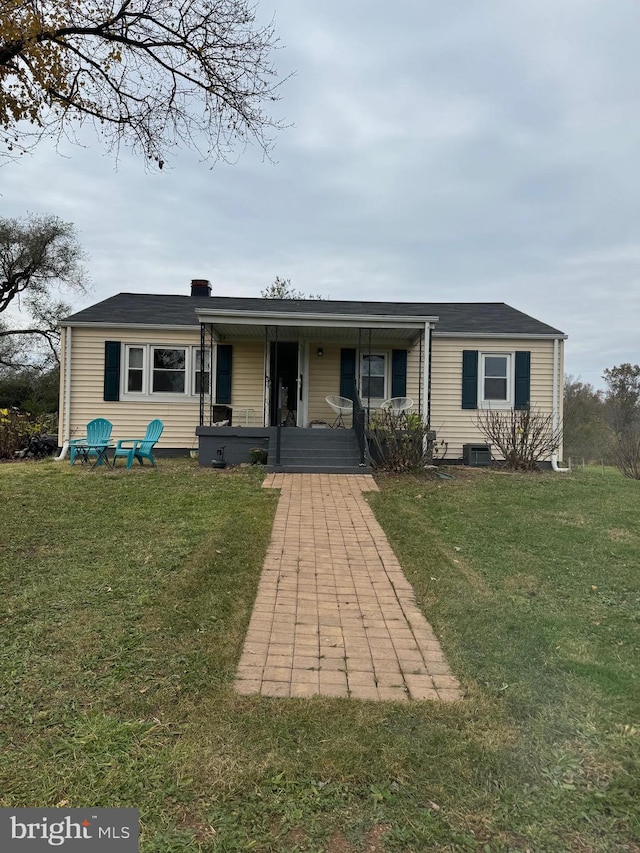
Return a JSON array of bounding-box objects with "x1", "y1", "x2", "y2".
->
[
  {"x1": 611, "y1": 429, "x2": 640, "y2": 479},
  {"x1": 476, "y1": 407, "x2": 562, "y2": 471},
  {"x1": 367, "y1": 410, "x2": 435, "y2": 472}
]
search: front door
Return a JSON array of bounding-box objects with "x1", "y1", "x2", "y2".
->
[{"x1": 269, "y1": 341, "x2": 299, "y2": 427}]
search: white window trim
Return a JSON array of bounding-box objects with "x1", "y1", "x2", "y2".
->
[
  {"x1": 478, "y1": 351, "x2": 515, "y2": 409},
  {"x1": 193, "y1": 347, "x2": 212, "y2": 398},
  {"x1": 121, "y1": 344, "x2": 207, "y2": 401},
  {"x1": 359, "y1": 350, "x2": 390, "y2": 406},
  {"x1": 124, "y1": 345, "x2": 147, "y2": 395}
]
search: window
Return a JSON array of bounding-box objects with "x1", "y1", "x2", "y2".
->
[
  {"x1": 480, "y1": 353, "x2": 511, "y2": 405},
  {"x1": 462, "y1": 349, "x2": 530, "y2": 410},
  {"x1": 126, "y1": 346, "x2": 145, "y2": 393},
  {"x1": 122, "y1": 345, "x2": 206, "y2": 398},
  {"x1": 152, "y1": 348, "x2": 186, "y2": 393},
  {"x1": 193, "y1": 348, "x2": 211, "y2": 395},
  {"x1": 361, "y1": 353, "x2": 386, "y2": 400},
  {"x1": 483, "y1": 355, "x2": 508, "y2": 400}
]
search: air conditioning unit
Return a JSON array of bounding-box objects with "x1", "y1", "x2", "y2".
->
[{"x1": 463, "y1": 443, "x2": 492, "y2": 467}]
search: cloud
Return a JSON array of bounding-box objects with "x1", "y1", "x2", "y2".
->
[{"x1": 2, "y1": 0, "x2": 639, "y2": 389}]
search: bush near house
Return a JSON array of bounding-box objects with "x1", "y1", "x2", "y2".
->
[
  {"x1": 367, "y1": 410, "x2": 435, "y2": 472},
  {"x1": 476, "y1": 406, "x2": 562, "y2": 470},
  {"x1": 0, "y1": 408, "x2": 56, "y2": 458}
]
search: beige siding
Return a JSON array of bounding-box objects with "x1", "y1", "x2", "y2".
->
[
  {"x1": 61, "y1": 325, "x2": 564, "y2": 458},
  {"x1": 307, "y1": 344, "x2": 349, "y2": 425},
  {"x1": 406, "y1": 343, "x2": 425, "y2": 414},
  {"x1": 305, "y1": 342, "x2": 427, "y2": 426},
  {"x1": 62, "y1": 327, "x2": 203, "y2": 447},
  {"x1": 61, "y1": 328, "x2": 270, "y2": 446},
  {"x1": 430, "y1": 336, "x2": 563, "y2": 461},
  {"x1": 228, "y1": 341, "x2": 265, "y2": 426}
]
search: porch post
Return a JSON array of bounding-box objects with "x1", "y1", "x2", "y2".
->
[
  {"x1": 274, "y1": 326, "x2": 281, "y2": 465},
  {"x1": 199, "y1": 323, "x2": 205, "y2": 426},
  {"x1": 424, "y1": 322, "x2": 431, "y2": 428},
  {"x1": 263, "y1": 326, "x2": 269, "y2": 428},
  {"x1": 367, "y1": 328, "x2": 372, "y2": 414}
]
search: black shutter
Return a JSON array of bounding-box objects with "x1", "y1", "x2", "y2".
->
[
  {"x1": 461, "y1": 350, "x2": 478, "y2": 409},
  {"x1": 216, "y1": 344, "x2": 233, "y2": 404},
  {"x1": 391, "y1": 349, "x2": 408, "y2": 398},
  {"x1": 514, "y1": 351, "x2": 531, "y2": 410},
  {"x1": 340, "y1": 348, "x2": 357, "y2": 399},
  {"x1": 103, "y1": 341, "x2": 121, "y2": 401}
]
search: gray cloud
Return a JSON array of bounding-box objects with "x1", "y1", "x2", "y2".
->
[{"x1": 3, "y1": 0, "x2": 640, "y2": 388}]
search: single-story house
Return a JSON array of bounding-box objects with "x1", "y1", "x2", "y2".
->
[{"x1": 58, "y1": 279, "x2": 567, "y2": 472}]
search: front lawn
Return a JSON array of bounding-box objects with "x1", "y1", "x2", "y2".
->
[{"x1": 0, "y1": 461, "x2": 637, "y2": 851}]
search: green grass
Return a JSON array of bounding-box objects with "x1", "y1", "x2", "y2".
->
[{"x1": 0, "y1": 460, "x2": 638, "y2": 851}]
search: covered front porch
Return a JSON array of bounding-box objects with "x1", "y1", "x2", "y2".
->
[
  {"x1": 195, "y1": 307, "x2": 436, "y2": 428},
  {"x1": 193, "y1": 304, "x2": 437, "y2": 470}
]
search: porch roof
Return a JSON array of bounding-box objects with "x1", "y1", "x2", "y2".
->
[
  {"x1": 198, "y1": 304, "x2": 435, "y2": 344},
  {"x1": 207, "y1": 322, "x2": 422, "y2": 344}
]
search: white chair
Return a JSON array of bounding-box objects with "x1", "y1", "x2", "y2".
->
[
  {"x1": 381, "y1": 396, "x2": 414, "y2": 415},
  {"x1": 325, "y1": 395, "x2": 353, "y2": 428}
]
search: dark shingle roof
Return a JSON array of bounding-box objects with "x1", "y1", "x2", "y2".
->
[{"x1": 64, "y1": 293, "x2": 565, "y2": 336}]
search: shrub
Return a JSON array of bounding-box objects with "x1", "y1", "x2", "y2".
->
[
  {"x1": 0, "y1": 409, "x2": 57, "y2": 459},
  {"x1": 367, "y1": 410, "x2": 435, "y2": 472},
  {"x1": 612, "y1": 429, "x2": 640, "y2": 479},
  {"x1": 249, "y1": 447, "x2": 268, "y2": 465},
  {"x1": 475, "y1": 407, "x2": 562, "y2": 471}
]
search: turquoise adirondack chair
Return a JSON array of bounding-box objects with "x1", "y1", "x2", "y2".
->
[
  {"x1": 113, "y1": 419, "x2": 164, "y2": 469},
  {"x1": 69, "y1": 418, "x2": 113, "y2": 465}
]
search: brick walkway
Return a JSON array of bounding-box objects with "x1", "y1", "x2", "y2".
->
[{"x1": 235, "y1": 473, "x2": 462, "y2": 702}]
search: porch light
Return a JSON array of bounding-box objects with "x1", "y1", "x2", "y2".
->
[{"x1": 317, "y1": 347, "x2": 324, "y2": 357}]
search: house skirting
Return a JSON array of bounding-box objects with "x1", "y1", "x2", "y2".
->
[{"x1": 196, "y1": 426, "x2": 271, "y2": 466}]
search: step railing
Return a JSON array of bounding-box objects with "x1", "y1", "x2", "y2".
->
[{"x1": 351, "y1": 381, "x2": 367, "y2": 466}]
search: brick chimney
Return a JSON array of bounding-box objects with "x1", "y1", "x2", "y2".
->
[{"x1": 190, "y1": 279, "x2": 212, "y2": 297}]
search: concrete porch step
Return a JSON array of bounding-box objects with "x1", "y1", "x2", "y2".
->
[
  {"x1": 277, "y1": 450, "x2": 361, "y2": 460},
  {"x1": 266, "y1": 427, "x2": 370, "y2": 474}
]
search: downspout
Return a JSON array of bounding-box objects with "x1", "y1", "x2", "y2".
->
[
  {"x1": 427, "y1": 323, "x2": 433, "y2": 431},
  {"x1": 55, "y1": 325, "x2": 72, "y2": 461},
  {"x1": 551, "y1": 337, "x2": 569, "y2": 473},
  {"x1": 417, "y1": 328, "x2": 423, "y2": 418}
]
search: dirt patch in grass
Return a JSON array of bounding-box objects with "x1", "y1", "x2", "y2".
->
[
  {"x1": 608, "y1": 527, "x2": 636, "y2": 542},
  {"x1": 363, "y1": 824, "x2": 390, "y2": 852},
  {"x1": 502, "y1": 572, "x2": 542, "y2": 596},
  {"x1": 325, "y1": 830, "x2": 356, "y2": 852}
]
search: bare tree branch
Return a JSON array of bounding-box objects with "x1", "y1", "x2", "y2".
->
[
  {"x1": 1, "y1": 0, "x2": 288, "y2": 167},
  {"x1": 0, "y1": 214, "x2": 86, "y2": 370}
]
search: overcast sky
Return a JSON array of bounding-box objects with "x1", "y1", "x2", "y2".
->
[{"x1": 3, "y1": 0, "x2": 640, "y2": 389}]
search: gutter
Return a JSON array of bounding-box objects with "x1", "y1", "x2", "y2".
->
[
  {"x1": 195, "y1": 308, "x2": 440, "y2": 328},
  {"x1": 432, "y1": 331, "x2": 568, "y2": 340}
]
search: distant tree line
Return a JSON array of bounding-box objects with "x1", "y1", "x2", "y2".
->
[{"x1": 564, "y1": 364, "x2": 640, "y2": 477}]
